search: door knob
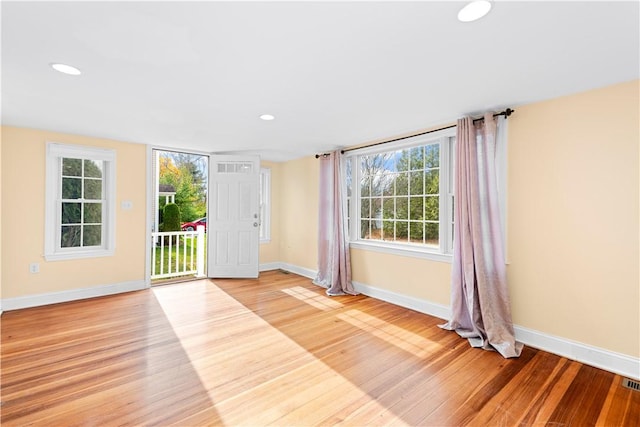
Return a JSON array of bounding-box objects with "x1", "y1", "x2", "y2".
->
[{"x1": 253, "y1": 222, "x2": 258, "y2": 227}]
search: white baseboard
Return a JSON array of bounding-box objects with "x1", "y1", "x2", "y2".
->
[
  {"x1": 513, "y1": 325, "x2": 639, "y2": 380},
  {"x1": 259, "y1": 262, "x2": 316, "y2": 280},
  {"x1": 279, "y1": 263, "x2": 317, "y2": 280},
  {"x1": 3, "y1": 263, "x2": 294, "y2": 310},
  {"x1": 353, "y1": 280, "x2": 451, "y2": 321},
  {"x1": 282, "y1": 264, "x2": 640, "y2": 381},
  {"x1": 1, "y1": 280, "x2": 148, "y2": 311},
  {"x1": 259, "y1": 262, "x2": 284, "y2": 272}
]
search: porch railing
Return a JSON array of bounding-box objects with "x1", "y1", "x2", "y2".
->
[{"x1": 151, "y1": 226, "x2": 205, "y2": 280}]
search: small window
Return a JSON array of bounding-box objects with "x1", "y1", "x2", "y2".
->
[
  {"x1": 259, "y1": 168, "x2": 271, "y2": 242},
  {"x1": 217, "y1": 162, "x2": 253, "y2": 173},
  {"x1": 45, "y1": 143, "x2": 116, "y2": 260}
]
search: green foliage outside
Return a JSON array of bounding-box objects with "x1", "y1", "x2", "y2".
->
[
  {"x1": 162, "y1": 203, "x2": 181, "y2": 232},
  {"x1": 60, "y1": 158, "x2": 104, "y2": 248},
  {"x1": 358, "y1": 144, "x2": 441, "y2": 244},
  {"x1": 158, "y1": 152, "x2": 207, "y2": 223}
]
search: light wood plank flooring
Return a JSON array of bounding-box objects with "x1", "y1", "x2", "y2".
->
[{"x1": 1, "y1": 270, "x2": 638, "y2": 426}]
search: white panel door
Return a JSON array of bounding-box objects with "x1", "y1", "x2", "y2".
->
[{"x1": 208, "y1": 155, "x2": 260, "y2": 278}]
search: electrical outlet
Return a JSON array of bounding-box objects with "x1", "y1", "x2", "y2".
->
[{"x1": 29, "y1": 263, "x2": 40, "y2": 274}]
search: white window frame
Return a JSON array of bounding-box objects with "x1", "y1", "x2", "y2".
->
[
  {"x1": 259, "y1": 167, "x2": 271, "y2": 243},
  {"x1": 45, "y1": 142, "x2": 116, "y2": 261},
  {"x1": 344, "y1": 127, "x2": 456, "y2": 263}
]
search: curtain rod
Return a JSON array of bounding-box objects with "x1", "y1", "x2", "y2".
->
[{"x1": 315, "y1": 108, "x2": 514, "y2": 158}]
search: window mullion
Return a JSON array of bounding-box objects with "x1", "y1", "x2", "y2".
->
[
  {"x1": 57, "y1": 158, "x2": 64, "y2": 251},
  {"x1": 442, "y1": 137, "x2": 453, "y2": 254},
  {"x1": 438, "y1": 137, "x2": 448, "y2": 254},
  {"x1": 80, "y1": 159, "x2": 86, "y2": 248},
  {"x1": 80, "y1": 198, "x2": 85, "y2": 248},
  {"x1": 423, "y1": 151, "x2": 426, "y2": 246},
  {"x1": 353, "y1": 156, "x2": 360, "y2": 242}
]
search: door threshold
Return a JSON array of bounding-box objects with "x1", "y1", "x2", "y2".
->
[{"x1": 151, "y1": 276, "x2": 205, "y2": 287}]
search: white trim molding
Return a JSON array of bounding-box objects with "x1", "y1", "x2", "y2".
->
[
  {"x1": 1, "y1": 280, "x2": 146, "y2": 311},
  {"x1": 145, "y1": 145, "x2": 154, "y2": 288},
  {"x1": 352, "y1": 280, "x2": 452, "y2": 321},
  {"x1": 278, "y1": 263, "x2": 317, "y2": 280},
  {"x1": 258, "y1": 262, "x2": 316, "y2": 278},
  {"x1": 513, "y1": 325, "x2": 640, "y2": 380},
  {"x1": 259, "y1": 262, "x2": 284, "y2": 272},
  {"x1": 3, "y1": 264, "x2": 288, "y2": 311},
  {"x1": 350, "y1": 241, "x2": 453, "y2": 263}
]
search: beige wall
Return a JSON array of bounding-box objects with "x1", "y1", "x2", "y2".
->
[
  {"x1": 278, "y1": 156, "x2": 319, "y2": 271},
  {"x1": 1, "y1": 127, "x2": 147, "y2": 299},
  {"x1": 351, "y1": 249, "x2": 451, "y2": 305},
  {"x1": 507, "y1": 80, "x2": 639, "y2": 357},
  {"x1": 258, "y1": 161, "x2": 281, "y2": 264},
  {"x1": 278, "y1": 80, "x2": 639, "y2": 359}
]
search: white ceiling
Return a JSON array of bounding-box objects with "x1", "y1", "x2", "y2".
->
[{"x1": 2, "y1": 1, "x2": 639, "y2": 162}]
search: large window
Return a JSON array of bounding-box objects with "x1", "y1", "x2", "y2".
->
[
  {"x1": 45, "y1": 143, "x2": 116, "y2": 260},
  {"x1": 344, "y1": 128, "x2": 455, "y2": 260}
]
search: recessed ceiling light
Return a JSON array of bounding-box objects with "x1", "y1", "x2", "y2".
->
[
  {"x1": 260, "y1": 114, "x2": 275, "y2": 121},
  {"x1": 458, "y1": 0, "x2": 492, "y2": 22},
  {"x1": 50, "y1": 63, "x2": 82, "y2": 75}
]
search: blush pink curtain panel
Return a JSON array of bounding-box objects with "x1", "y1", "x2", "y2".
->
[
  {"x1": 441, "y1": 114, "x2": 522, "y2": 358},
  {"x1": 314, "y1": 151, "x2": 357, "y2": 296}
]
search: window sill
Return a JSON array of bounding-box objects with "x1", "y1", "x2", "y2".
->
[
  {"x1": 44, "y1": 248, "x2": 114, "y2": 262},
  {"x1": 349, "y1": 241, "x2": 452, "y2": 263}
]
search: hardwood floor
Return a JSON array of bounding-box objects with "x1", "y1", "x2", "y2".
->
[{"x1": 1, "y1": 270, "x2": 638, "y2": 426}]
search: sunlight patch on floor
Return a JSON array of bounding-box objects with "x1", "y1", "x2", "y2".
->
[
  {"x1": 280, "y1": 285, "x2": 441, "y2": 358},
  {"x1": 151, "y1": 280, "x2": 403, "y2": 425},
  {"x1": 281, "y1": 286, "x2": 344, "y2": 311},
  {"x1": 337, "y1": 309, "x2": 442, "y2": 357}
]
